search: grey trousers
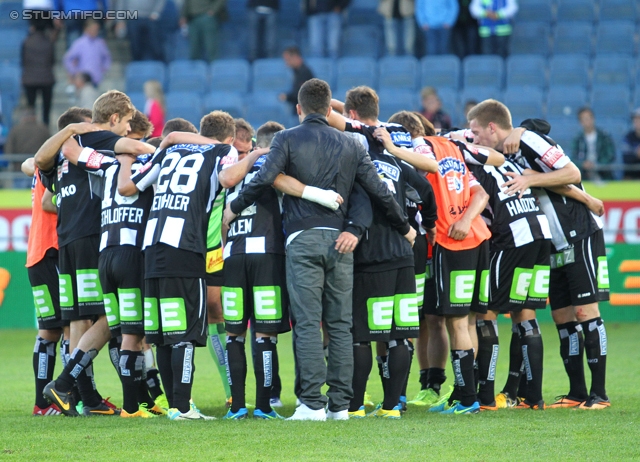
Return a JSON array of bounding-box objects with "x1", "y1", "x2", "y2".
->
[{"x1": 286, "y1": 229, "x2": 354, "y2": 412}]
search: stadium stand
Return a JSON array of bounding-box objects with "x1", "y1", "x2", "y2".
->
[
  {"x1": 252, "y1": 59, "x2": 292, "y2": 93},
  {"x1": 420, "y1": 55, "x2": 461, "y2": 90},
  {"x1": 168, "y1": 60, "x2": 209, "y2": 94},
  {"x1": 506, "y1": 55, "x2": 547, "y2": 89},
  {"x1": 205, "y1": 92, "x2": 245, "y2": 119},
  {"x1": 378, "y1": 56, "x2": 420, "y2": 91},
  {"x1": 165, "y1": 91, "x2": 203, "y2": 127},
  {"x1": 210, "y1": 59, "x2": 251, "y2": 94},
  {"x1": 463, "y1": 55, "x2": 504, "y2": 90},
  {"x1": 548, "y1": 54, "x2": 590, "y2": 88},
  {"x1": 125, "y1": 61, "x2": 166, "y2": 93},
  {"x1": 306, "y1": 58, "x2": 336, "y2": 89}
]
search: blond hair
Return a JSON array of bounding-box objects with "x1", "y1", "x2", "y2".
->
[
  {"x1": 92, "y1": 90, "x2": 134, "y2": 124},
  {"x1": 466, "y1": 99, "x2": 513, "y2": 130}
]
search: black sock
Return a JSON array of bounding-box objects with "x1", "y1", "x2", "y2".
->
[
  {"x1": 108, "y1": 337, "x2": 121, "y2": 374},
  {"x1": 476, "y1": 319, "x2": 499, "y2": 405},
  {"x1": 254, "y1": 337, "x2": 276, "y2": 414},
  {"x1": 119, "y1": 350, "x2": 144, "y2": 414},
  {"x1": 145, "y1": 368, "x2": 164, "y2": 400},
  {"x1": 451, "y1": 349, "x2": 477, "y2": 407},
  {"x1": 33, "y1": 336, "x2": 57, "y2": 408},
  {"x1": 426, "y1": 368, "x2": 446, "y2": 394},
  {"x1": 171, "y1": 342, "x2": 196, "y2": 413},
  {"x1": 376, "y1": 355, "x2": 389, "y2": 395},
  {"x1": 518, "y1": 319, "x2": 544, "y2": 403},
  {"x1": 349, "y1": 342, "x2": 372, "y2": 412},
  {"x1": 56, "y1": 348, "x2": 95, "y2": 393},
  {"x1": 502, "y1": 326, "x2": 523, "y2": 398},
  {"x1": 556, "y1": 322, "x2": 589, "y2": 400},
  {"x1": 383, "y1": 340, "x2": 410, "y2": 410},
  {"x1": 155, "y1": 344, "x2": 173, "y2": 405},
  {"x1": 581, "y1": 317, "x2": 608, "y2": 399},
  {"x1": 137, "y1": 374, "x2": 156, "y2": 409},
  {"x1": 418, "y1": 369, "x2": 429, "y2": 390},
  {"x1": 226, "y1": 336, "x2": 246, "y2": 413},
  {"x1": 401, "y1": 340, "x2": 414, "y2": 399},
  {"x1": 271, "y1": 345, "x2": 282, "y2": 399},
  {"x1": 60, "y1": 339, "x2": 70, "y2": 367}
]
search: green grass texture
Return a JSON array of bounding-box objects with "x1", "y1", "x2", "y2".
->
[{"x1": 1, "y1": 322, "x2": 639, "y2": 461}]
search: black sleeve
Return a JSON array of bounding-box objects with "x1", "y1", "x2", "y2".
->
[
  {"x1": 76, "y1": 131, "x2": 123, "y2": 151},
  {"x1": 344, "y1": 183, "x2": 372, "y2": 239},
  {"x1": 39, "y1": 168, "x2": 55, "y2": 193},
  {"x1": 520, "y1": 118, "x2": 551, "y2": 135},
  {"x1": 402, "y1": 163, "x2": 437, "y2": 230},
  {"x1": 354, "y1": 144, "x2": 410, "y2": 235}
]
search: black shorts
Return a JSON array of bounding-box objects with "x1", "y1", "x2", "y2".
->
[
  {"x1": 433, "y1": 240, "x2": 490, "y2": 316},
  {"x1": 489, "y1": 239, "x2": 551, "y2": 313},
  {"x1": 352, "y1": 266, "x2": 419, "y2": 343},
  {"x1": 549, "y1": 230, "x2": 610, "y2": 310},
  {"x1": 422, "y1": 259, "x2": 437, "y2": 317},
  {"x1": 144, "y1": 277, "x2": 207, "y2": 347},
  {"x1": 28, "y1": 248, "x2": 65, "y2": 330},
  {"x1": 414, "y1": 233, "x2": 427, "y2": 310},
  {"x1": 221, "y1": 253, "x2": 290, "y2": 335},
  {"x1": 99, "y1": 246, "x2": 145, "y2": 337},
  {"x1": 58, "y1": 236, "x2": 104, "y2": 321},
  {"x1": 205, "y1": 269, "x2": 223, "y2": 287}
]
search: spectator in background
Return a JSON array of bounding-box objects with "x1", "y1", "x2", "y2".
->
[
  {"x1": 279, "y1": 46, "x2": 314, "y2": 116},
  {"x1": 305, "y1": 0, "x2": 350, "y2": 59},
  {"x1": 5, "y1": 108, "x2": 50, "y2": 155},
  {"x1": 415, "y1": 0, "x2": 458, "y2": 55},
  {"x1": 115, "y1": 0, "x2": 167, "y2": 62},
  {"x1": 419, "y1": 87, "x2": 451, "y2": 130},
  {"x1": 451, "y1": 0, "x2": 479, "y2": 59},
  {"x1": 22, "y1": 21, "x2": 55, "y2": 125},
  {"x1": 181, "y1": 0, "x2": 228, "y2": 62},
  {"x1": 144, "y1": 80, "x2": 165, "y2": 138},
  {"x1": 63, "y1": 20, "x2": 111, "y2": 86},
  {"x1": 23, "y1": 0, "x2": 61, "y2": 40},
  {"x1": 62, "y1": 0, "x2": 106, "y2": 48},
  {"x1": 378, "y1": 0, "x2": 415, "y2": 57},
  {"x1": 470, "y1": 0, "x2": 517, "y2": 58},
  {"x1": 73, "y1": 72, "x2": 99, "y2": 109},
  {"x1": 571, "y1": 107, "x2": 616, "y2": 181},
  {"x1": 461, "y1": 99, "x2": 477, "y2": 127},
  {"x1": 248, "y1": 0, "x2": 279, "y2": 61},
  {"x1": 622, "y1": 108, "x2": 640, "y2": 180}
]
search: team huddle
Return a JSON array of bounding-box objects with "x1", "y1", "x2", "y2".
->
[{"x1": 24, "y1": 77, "x2": 610, "y2": 421}]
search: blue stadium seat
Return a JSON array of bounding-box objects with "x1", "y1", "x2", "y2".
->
[
  {"x1": 378, "y1": 56, "x2": 420, "y2": 91},
  {"x1": 515, "y1": 0, "x2": 553, "y2": 23},
  {"x1": 599, "y1": 0, "x2": 637, "y2": 22},
  {"x1": 592, "y1": 55, "x2": 634, "y2": 87},
  {"x1": 125, "y1": 61, "x2": 166, "y2": 93},
  {"x1": 0, "y1": 63, "x2": 21, "y2": 99},
  {"x1": 165, "y1": 91, "x2": 204, "y2": 128},
  {"x1": 546, "y1": 85, "x2": 588, "y2": 118},
  {"x1": 503, "y1": 87, "x2": 545, "y2": 125},
  {"x1": 377, "y1": 89, "x2": 418, "y2": 121},
  {"x1": 252, "y1": 58, "x2": 292, "y2": 93},
  {"x1": 460, "y1": 86, "x2": 503, "y2": 108},
  {"x1": 127, "y1": 92, "x2": 146, "y2": 111},
  {"x1": 552, "y1": 22, "x2": 593, "y2": 56},
  {"x1": 210, "y1": 59, "x2": 251, "y2": 94},
  {"x1": 347, "y1": 0, "x2": 381, "y2": 26},
  {"x1": 598, "y1": 117, "x2": 628, "y2": 179},
  {"x1": 420, "y1": 55, "x2": 460, "y2": 90},
  {"x1": 509, "y1": 22, "x2": 551, "y2": 56},
  {"x1": 204, "y1": 91, "x2": 245, "y2": 119},
  {"x1": 556, "y1": 0, "x2": 596, "y2": 23},
  {"x1": 595, "y1": 21, "x2": 636, "y2": 56},
  {"x1": 168, "y1": 60, "x2": 209, "y2": 94},
  {"x1": 634, "y1": 90, "x2": 640, "y2": 110},
  {"x1": 591, "y1": 85, "x2": 631, "y2": 119},
  {"x1": 506, "y1": 55, "x2": 547, "y2": 89},
  {"x1": 336, "y1": 57, "x2": 377, "y2": 91},
  {"x1": 439, "y1": 88, "x2": 460, "y2": 125},
  {"x1": 341, "y1": 25, "x2": 381, "y2": 58},
  {"x1": 546, "y1": 117, "x2": 580, "y2": 152},
  {"x1": 0, "y1": 2, "x2": 26, "y2": 29},
  {"x1": 0, "y1": 29, "x2": 26, "y2": 64},
  {"x1": 243, "y1": 93, "x2": 290, "y2": 131},
  {"x1": 548, "y1": 54, "x2": 590, "y2": 88},
  {"x1": 462, "y1": 55, "x2": 504, "y2": 90},
  {"x1": 306, "y1": 58, "x2": 336, "y2": 88}
]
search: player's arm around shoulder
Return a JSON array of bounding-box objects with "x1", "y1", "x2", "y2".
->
[
  {"x1": 34, "y1": 122, "x2": 97, "y2": 171},
  {"x1": 113, "y1": 137, "x2": 155, "y2": 155},
  {"x1": 117, "y1": 154, "x2": 138, "y2": 197}
]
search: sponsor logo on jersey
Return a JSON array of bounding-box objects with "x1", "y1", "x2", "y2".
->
[
  {"x1": 206, "y1": 247, "x2": 224, "y2": 273},
  {"x1": 373, "y1": 160, "x2": 400, "y2": 182},
  {"x1": 86, "y1": 151, "x2": 104, "y2": 169},
  {"x1": 347, "y1": 119, "x2": 361, "y2": 130},
  {"x1": 220, "y1": 154, "x2": 236, "y2": 165},
  {"x1": 437, "y1": 157, "x2": 466, "y2": 177},
  {"x1": 254, "y1": 155, "x2": 267, "y2": 168},
  {"x1": 415, "y1": 143, "x2": 433, "y2": 155},
  {"x1": 446, "y1": 175, "x2": 464, "y2": 193},
  {"x1": 390, "y1": 130, "x2": 412, "y2": 147},
  {"x1": 138, "y1": 160, "x2": 153, "y2": 174},
  {"x1": 57, "y1": 159, "x2": 69, "y2": 180},
  {"x1": 541, "y1": 146, "x2": 564, "y2": 168}
]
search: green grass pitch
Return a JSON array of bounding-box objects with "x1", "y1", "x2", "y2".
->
[{"x1": 1, "y1": 322, "x2": 639, "y2": 461}]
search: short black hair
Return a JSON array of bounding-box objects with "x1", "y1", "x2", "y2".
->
[
  {"x1": 57, "y1": 107, "x2": 92, "y2": 130},
  {"x1": 298, "y1": 78, "x2": 331, "y2": 116},
  {"x1": 256, "y1": 121, "x2": 285, "y2": 148},
  {"x1": 577, "y1": 106, "x2": 594, "y2": 118},
  {"x1": 283, "y1": 46, "x2": 302, "y2": 57},
  {"x1": 162, "y1": 118, "x2": 198, "y2": 137}
]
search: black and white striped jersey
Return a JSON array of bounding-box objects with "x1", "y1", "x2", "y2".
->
[
  {"x1": 132, "y1": 143, "x2": 238, "y2": 256},
  {"x1": 470, "y1": 158, "x2": 552, "y2": 251},
  {"x1": 75, "y1": 148, "x2": 154, "y2": 251},
  {"x1": 513, "y1": 131, "x2": 603, "y2": 251},
  {"x1": 223, "y1": 154, "x2": 285, "y2": 258}
]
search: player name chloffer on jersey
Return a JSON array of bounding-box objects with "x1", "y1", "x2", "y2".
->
[
  {"x1": 470, "y1": 158, "x2": 552, "y2": 251},
  {"x1": 514, "y1": 131, "x2": 603, "y2": 251},
  {"x1": 76, "y1": 148, "x2": 154, "y2": 252},
  {"x1": 223, "y1": 154, "x2": 285, "y2": 258},
  {"x1": 131, "y1": 143, "x2": 238, "y2": 256}
]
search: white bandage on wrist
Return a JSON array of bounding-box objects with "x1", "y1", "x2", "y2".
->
[{"x1": 302, "y1": 186, "x2": 340, "y2": 211}]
